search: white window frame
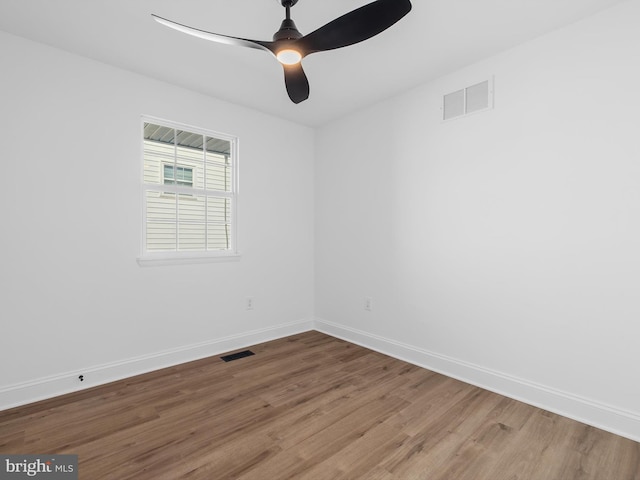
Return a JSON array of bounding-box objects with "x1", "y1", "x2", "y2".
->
[{"x1": 137, "y1": 116, "x2": 240, "y2": 267}]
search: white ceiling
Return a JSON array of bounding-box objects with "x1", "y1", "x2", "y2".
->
[{"x1": 0, "y1": 0, "x2": 628, "y2": 126}]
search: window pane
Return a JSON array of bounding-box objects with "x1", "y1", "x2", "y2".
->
[
  {"x1": 146, "y1": 190, "x2": 176, "y2": 221},
  {"x1": 179, "y1": 223, "x2": 206, "y2": 251},
  {"x1": 207, "y1": 197, "x2": 231, "y2": 224},
  {"x1": 206, "y1": 161, "x2": 232, "y2": 192},
  {"x1": 205, "y1": 137, "x2": 231, "y2": 158},
  {"x1": 145, "y1": 190, "x2": 176, "y2": 251},
  {"x1": 207, "y1": 196, "x2": 231, "y2": 250},
  {"x1": 163, "y1": 164, "x2": 175, "y2": 184},
  {"x1": 176, "y1": 167, "x2": 192, "y2": 182},
  {"x1": 144, "y1": 124, "x2": 175, "y2": 185},
  {"x1": 178, "y1": 194, "x2": 206, "y2": 250},
  {"x1": 146, "y1": 222, "x2": 177, "y2": 251},
  {"x1": 207, "y1": 224, "x2": 231, "y2": 250},
  {"x1": 205, "y1": 136, "x2": 232, "y2": 192},
  {"x1": 176, "y1": 131, "x2": 203, "y2": 190}
]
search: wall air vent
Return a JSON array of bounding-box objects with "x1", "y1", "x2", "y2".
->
[{"x1": 443, "y1": 78, "x2": 493, "y2": 121}]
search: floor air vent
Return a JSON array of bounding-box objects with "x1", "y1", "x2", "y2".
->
[{"x1": 221, "y1": 350, "x2": 255, "y2": 362}]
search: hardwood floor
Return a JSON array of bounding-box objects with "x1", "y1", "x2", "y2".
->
[{"x1": 1, "y1": 331, "x2": 638, "y2": 479}]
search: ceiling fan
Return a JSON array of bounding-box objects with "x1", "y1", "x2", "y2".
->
[{"x1": 152, "y1": 0, "x2": 412, "y2": 104}]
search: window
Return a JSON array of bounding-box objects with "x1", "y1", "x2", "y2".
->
[
  {"x1": 139, "y1": 117, "x2": 239, "y2": 265},
  {"x1": 163, "y1": 164, "x2": 193, "y2": 187}
]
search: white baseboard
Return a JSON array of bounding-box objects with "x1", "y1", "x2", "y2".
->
[
  {"x1": 3, "y1": 317, "x2": 639, "y2": 444},
  {"x1": 0, "y1": 319, "x2": 314, "y2": 412},
  {"x1": 314, "y1": 317, "x2": 640, "y2": 443}
]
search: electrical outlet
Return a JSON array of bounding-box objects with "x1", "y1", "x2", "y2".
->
[
  {"x1": 364, "y1": 297, "x2": 372, "y2": 311},
  {"x1": 246, "y1": 297, "x2": 254, "y2": 310}
]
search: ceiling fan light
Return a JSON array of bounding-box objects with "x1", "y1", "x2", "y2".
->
[{"x1": 276, "y1": 49, "x2": 302, "y2": 65}]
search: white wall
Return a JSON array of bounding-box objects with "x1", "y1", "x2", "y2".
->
[
  {"x1": 315, "y1": 0, "x2": 640, "y2": 440},
  {"x1": 2, "y1": 0, "x2": 640, "y2": 442},
  {"x1": 0, "y1": 31, "x2": 314, "y2": 406}
]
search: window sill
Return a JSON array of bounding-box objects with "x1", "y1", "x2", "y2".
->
[{"x1": 137, "y1": 252, "x2": 241, "y2": 267}]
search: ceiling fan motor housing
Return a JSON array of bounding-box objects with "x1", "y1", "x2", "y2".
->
[{"x1": 273, "y1": 18, "x2": 303, "y2": 41}]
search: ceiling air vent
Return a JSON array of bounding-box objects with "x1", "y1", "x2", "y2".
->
[{"x1": 443, "y1": 78, "x2": 493, "y2": 121}]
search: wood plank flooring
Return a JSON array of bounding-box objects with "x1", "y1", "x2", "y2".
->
[{"x1": 1, "y1": 331, "x2": 638, "y2": 479}]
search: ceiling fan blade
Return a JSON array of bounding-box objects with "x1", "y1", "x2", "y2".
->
[
  {"x1": 297, "y1": 0, "x2": 411, "y2": 55},
  {"x1": 152, "y1": 14, "x2": 274, "y2": 54},
  {"x1": 283, "y1": 63, "x2": 310, "y2": 104}
]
